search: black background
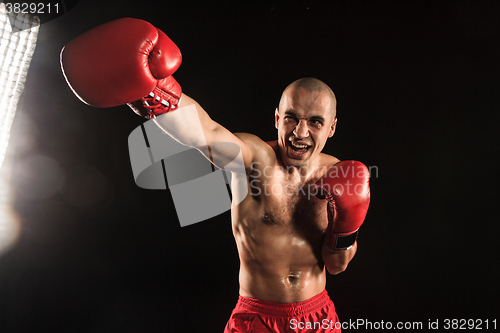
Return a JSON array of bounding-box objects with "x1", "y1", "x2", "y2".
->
[{"x1": 0, "y1": 0, "x2": 499, "y2": 332}]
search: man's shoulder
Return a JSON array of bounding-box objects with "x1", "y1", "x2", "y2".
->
[
  {"x1": 320, "y1": 152, "x2": 341, "y2": 168},
  {"x1": 235, "y1": 132, "x2": 265, "y2": 144},
  {"x1": 235, "y1": 133, "x2": 273, "y2": 151},
  {"x1": 234, "y1": 133, "x2": 277, "y2": 164}
]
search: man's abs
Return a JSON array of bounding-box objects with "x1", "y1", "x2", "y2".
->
[
  {"x1": 238, "y1": 255, "x2": 327, "y2": 303},
  {"x1": 232, "y1": 198, "x2": 328, "y2": 303}
]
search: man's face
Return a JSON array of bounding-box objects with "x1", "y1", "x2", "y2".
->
[{"x1": 275, "y1": 87, "x2": 337, "y2": 168}]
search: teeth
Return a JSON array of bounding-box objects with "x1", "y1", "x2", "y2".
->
[{"x1": 291, "y1": 142, "x2": 308, "y2": 149}]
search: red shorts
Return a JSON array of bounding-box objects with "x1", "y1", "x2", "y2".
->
[{"x1": 223, "y1": 290, "x2": 341, "y2": 332}]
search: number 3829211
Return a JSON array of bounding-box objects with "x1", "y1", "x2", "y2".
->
[{"x1": 4, "y1": 2, "x2": 59, "y2": 14}]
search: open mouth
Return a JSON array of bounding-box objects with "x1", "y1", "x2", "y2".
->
[{"x1": 288, "y1": 140, "x2": 311, "y2": 157}]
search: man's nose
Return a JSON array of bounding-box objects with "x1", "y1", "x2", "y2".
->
[{"x1": 293, "y1": 120, "x2": 309, "y2": 139}]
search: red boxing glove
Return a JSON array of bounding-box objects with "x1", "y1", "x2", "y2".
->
[
  {"x1": 61, "y1": 18, "x2": 182, "y2": 118},
  {"x1": 316, "y1": 160, "x2": 370, "y2": 252}
]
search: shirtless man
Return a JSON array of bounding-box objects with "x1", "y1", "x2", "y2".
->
[{"x1": 61, "y1": 18, "x2": 370, "y2": 332}]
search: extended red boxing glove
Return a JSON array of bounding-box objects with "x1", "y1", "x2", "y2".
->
[
  {"x1": 316, "y1": 160, "x2": 370, "y2": 252},
  {"x1": 61, "y1": 18, "x2": 182, "y2": 118}
]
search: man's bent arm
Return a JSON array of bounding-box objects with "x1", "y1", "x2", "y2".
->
[{"x1": 322, "y1": 241, "x2": 357, "y2": 275}]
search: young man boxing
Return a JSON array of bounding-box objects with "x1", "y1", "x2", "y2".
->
[{"x1": 61, "y1": 18, "x2": 370, "y2": 332}]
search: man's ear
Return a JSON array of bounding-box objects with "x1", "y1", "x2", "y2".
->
[
  {"x1": 275, "y1": 108, "x2": 280, "y2": 129},
  {"x1": 328, "y1": 117, "x2": 338, "y2": 138}
]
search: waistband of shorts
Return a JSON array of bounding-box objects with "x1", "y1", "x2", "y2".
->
[{"x1": 235, "y1": 289, "x2": 332, "y2": 317}]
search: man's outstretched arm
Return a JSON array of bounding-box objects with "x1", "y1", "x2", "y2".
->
[
  {"x1": 60, "y1": 17, "x2": 254, "y2": 170},
  {"x1": 153, "y1": 93, "x2": 254, "y2": 170}
]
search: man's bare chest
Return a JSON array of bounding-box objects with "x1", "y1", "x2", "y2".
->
[{"x1": 248, "y1": 167, "x2": 328, "y2": 234}]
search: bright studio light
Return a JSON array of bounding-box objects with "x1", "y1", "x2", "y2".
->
[
  {"x1": 0, "y1": 3, "x2": 39, "y2": 255},
  {"x1": 0, "y1": 3, "x2": 39, "y2": 168}
]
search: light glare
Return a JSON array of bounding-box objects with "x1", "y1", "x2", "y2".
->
[{"x1": 0, "y1": 3, "x2": 39, "y2": 255}]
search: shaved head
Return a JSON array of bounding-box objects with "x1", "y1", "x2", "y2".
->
[
  {"x1": 279, "y1": 77, "x2": 337, "y2": 119},
  {"x1": 274, "y1": 77, "x2": 338, "y2": 167}
]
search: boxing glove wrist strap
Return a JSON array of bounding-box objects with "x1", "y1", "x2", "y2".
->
[{"x1": 326, "y1": 230, "x2": 358, "y2": 252}]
